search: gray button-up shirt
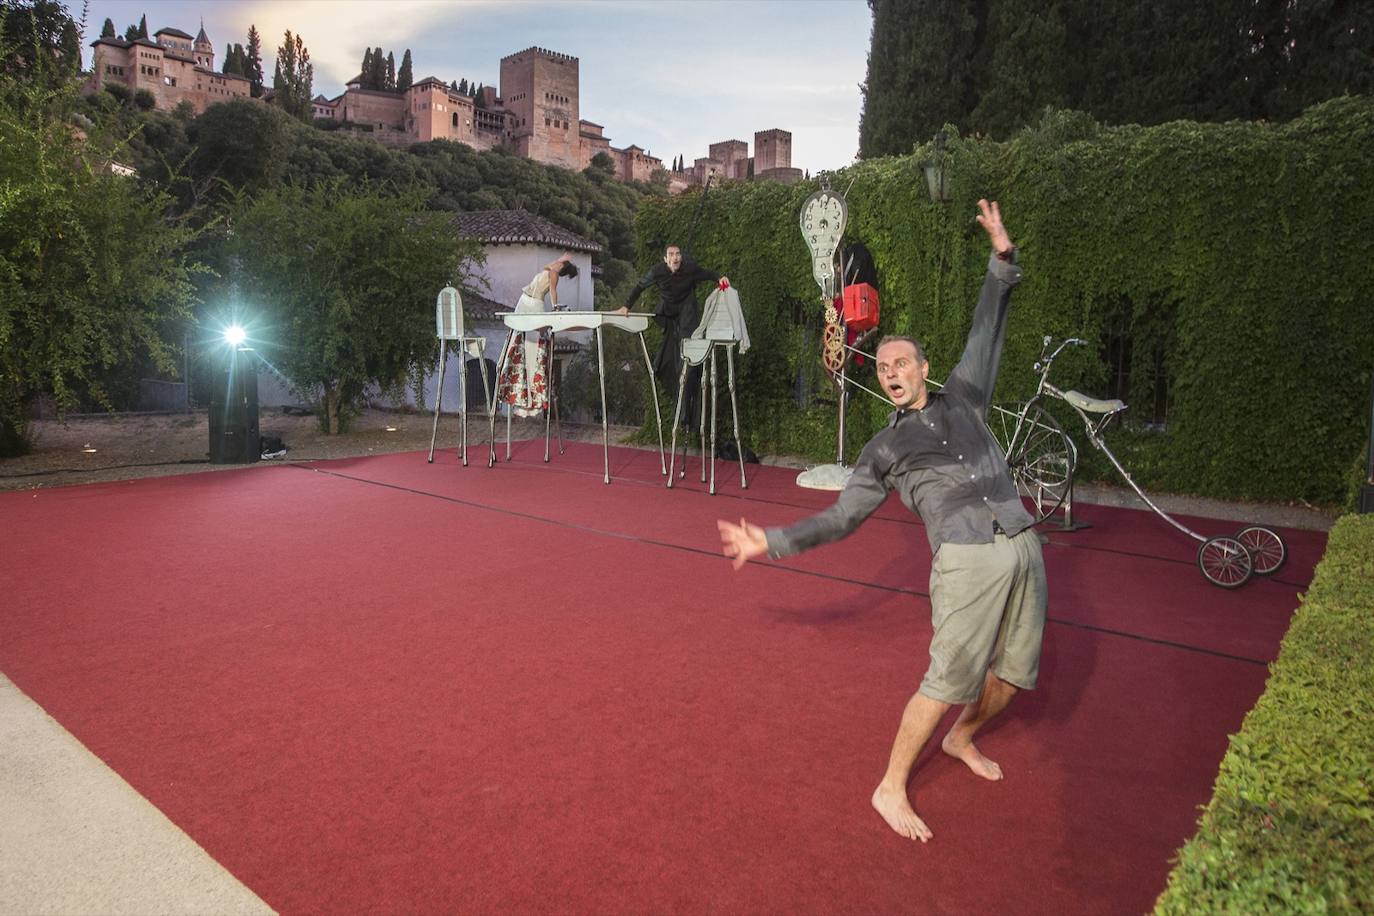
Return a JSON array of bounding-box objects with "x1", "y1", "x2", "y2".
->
[{"x1": 766, "y1": 252, "x2": 1033, "y2": 559}]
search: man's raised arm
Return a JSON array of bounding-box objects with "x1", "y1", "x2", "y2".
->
[{"x1": 946, "y1": 199, "x2": 1023, "y2": 414}]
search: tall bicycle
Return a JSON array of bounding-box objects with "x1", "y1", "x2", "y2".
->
[{"x1": 987, "y1": 336, "x2": 1287, "y2": 589}]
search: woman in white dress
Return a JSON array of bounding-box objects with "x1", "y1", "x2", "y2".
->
[{"x1": 496, "y1": 253, "x2": 578, "y2": 417}]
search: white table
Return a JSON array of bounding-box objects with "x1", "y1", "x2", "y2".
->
[{"x1": 489, "y1": 310, "x2": 666, "y2": 483}]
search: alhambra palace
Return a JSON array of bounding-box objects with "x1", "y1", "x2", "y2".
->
[{"x1": 86, "y1": 25, "x2": 803, "y2": 193}]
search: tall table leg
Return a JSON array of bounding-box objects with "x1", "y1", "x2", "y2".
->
[
  {"x1": 488, "y1": 330, "x2": 515, "y2": 468},
  {"x1": 544, "y1": 331, "x2": 554, "y2": 462},
  {"x1": 666, "y1": 360, "x2": 690, "y2": 488},
  {"x1": 427, "y1": 341, "x2": 447, "y2": 463},
  {"x1": 596, "y1": 326, "x2": 609, "y2": 483},
  {"x1": 636, "y1": 332, "x2": 666, "y2": 474}
]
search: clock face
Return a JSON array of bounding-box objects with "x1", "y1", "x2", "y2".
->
[
  {"x1": 800, "y1": 191, "x2": 847, "y2": 259},
  {"x1": 801, "y1": 190, "x2": 847, "y2": 296}
]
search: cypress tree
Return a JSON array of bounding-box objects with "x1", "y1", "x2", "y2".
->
[
  {"x1": 360, "y1": 48, "x2": 373, "y2": 88},
  {"x1": 100, "y1": 18, "x2": 115, "y2": 39},
  {"x1": 397, "y1": 49, "x2": 413, "y2": 92},
  {"x1": 272, "y1": 30, "x2": 313, "y2": 121},
  {"x1": 858, "y1": 0, "x2": 983, "y2": 158},
  {"x1": 370, "y1": 46, "x2": 385, "y2": 90},
  {"x1": 385, "y1": 51, "x2": 396, "y2": 91},
  {"x1": 457, "y1": 77, "x2": 468, "y2": 95},
  {"x1": 246, "y1": 25, "x2": 264, "y2": 98},
  {"x1": 137, "y1": 14, "x2": 148, "y2": 39}
]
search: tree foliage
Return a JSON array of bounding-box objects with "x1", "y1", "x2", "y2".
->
[
  {"x1": 860, "y1": 0, "x2": 1374, "y2": 155},
  {"x1": 226, "y1": 183, "x2": 484, "y2": 433},
  {"x1": 639, "y1": 99, "x2": 1374, "y2": 503},
  {"x1": 245, "y1": 25, "x2": 264, "y2": 98},
  {"x1": 397, "y1": 49, "x2": 413, "y2": 92},
  {"x1": 0, "y1": 65, "x2": 201, "y2": 454},
  {"x1": 272, "y1": 29, "x2": 313, "y2": 122},
  {"x1": 1, "y1": 0, "x2": 81, "y2": 87}
]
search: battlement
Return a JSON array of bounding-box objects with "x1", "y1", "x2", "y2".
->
[{"x1": 501, "y1": 46, "x2": 577, "y2": 65}]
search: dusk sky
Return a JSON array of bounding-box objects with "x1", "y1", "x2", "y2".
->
[{"x1": 74, "y1": 0, "x2": 874, "y2": 174}]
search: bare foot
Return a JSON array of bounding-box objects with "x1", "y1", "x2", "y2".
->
[
  {"x1": 941, "y1": 733, "x2": 1004, "y2": 781},
  {"x1": 871, "y1": 785, "x2": 933, "y2": 842}
]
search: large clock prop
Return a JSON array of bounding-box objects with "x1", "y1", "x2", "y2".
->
[{"x1": 796, "y1": 177, "x2": 864, "y2": 490}]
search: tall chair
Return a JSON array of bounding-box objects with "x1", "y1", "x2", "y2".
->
[
  {"x1": 427, "y1": 286, "x2": 492, "y2": 466},
  {"x1": 668, "y1": 286, "x2": 750, "y2": 494}
]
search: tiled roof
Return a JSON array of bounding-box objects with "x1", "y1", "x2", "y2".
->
[
  {"x1": 155, "y1": 27, "x2": 194, "y2": 40},
  {"x1": 450, "y1": 209, "x2": 601, "y2": 254},
  {"x1": 461, "y1": 290, "x2": 506, "y2": 322}
]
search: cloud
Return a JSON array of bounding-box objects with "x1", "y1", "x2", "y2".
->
[{"x1": 229, "y1": 0, "x2": 499, "y2": 88}]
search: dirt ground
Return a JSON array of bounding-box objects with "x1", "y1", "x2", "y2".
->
[
  {"x1": 0, "y1": 406, "x2": 1338, "y2": 531},
  {"x1": 0, "y1": 407, "x2": 662, "y2": 492}
]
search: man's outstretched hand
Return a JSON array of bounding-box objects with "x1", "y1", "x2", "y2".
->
[
  {"x1": 717, "y1": 517, "x2": 768, "y2": 570},
  {"x1": 975, "y1": 199, "x2": 1014, "y2": 257}
]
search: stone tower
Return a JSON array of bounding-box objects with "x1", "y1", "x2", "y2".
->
[
  {"x1": 754, "y1": 129, "x2": 791, "y2": 172},
  {"x1": 499, "y1": 47, "x2": 580, "y2": 170},
  {"x1": 194, "y1": 21, "x2": 213, "y2": 70}
]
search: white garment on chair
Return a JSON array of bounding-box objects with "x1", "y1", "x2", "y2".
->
[{"x1": 683, "y1": 286, "x2": 750, "y2": 364}]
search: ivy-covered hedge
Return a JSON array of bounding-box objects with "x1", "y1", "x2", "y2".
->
[
  {"x1": 634, "y1": 98, "x2": 1374, "y2": 503},
  {"x1": 1154, "y1": 514, "x2": 1374, "y2": 912}
]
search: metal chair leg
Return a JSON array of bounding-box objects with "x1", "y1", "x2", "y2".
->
[
  {"x1": 427, "y1": 341, "x2": 447, "y2": 463},
  {"x1": 699, "y1": 365, "x2": 708, "y2": 483},
  {"x1": 458, "y1": 348, "x2": 469, "y2": 465},
  {"x1": 709, "y1": 347, "x2": 719, "y2": 495},
  {"x1": 727, "y1": 344, "x2": 747, "y2": 489}
]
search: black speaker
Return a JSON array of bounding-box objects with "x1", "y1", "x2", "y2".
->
[{"x1": 209, "y1": 348, "x2": 260, "y2": 464}]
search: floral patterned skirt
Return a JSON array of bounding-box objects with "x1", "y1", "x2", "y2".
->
[{"x1": 496, "y1": 293, "x2": 550, "y2": 417}]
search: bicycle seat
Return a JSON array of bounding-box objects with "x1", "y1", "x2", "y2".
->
[{"x1": 1063, "y1": 389, "x2": 1126, "y2": 414}]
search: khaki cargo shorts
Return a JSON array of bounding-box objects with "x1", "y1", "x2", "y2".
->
[{"x1": 919, "y1": 529, "x2": 1047, "y2": 705}]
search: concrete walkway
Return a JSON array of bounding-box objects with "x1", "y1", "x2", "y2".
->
[{"x1": 0, "y1": 675, "x2": 273, "y2": 916}]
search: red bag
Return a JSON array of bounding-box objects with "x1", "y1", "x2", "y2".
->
[{"x1": 841, "y1": 283, "x2": 880, "y2": 331}]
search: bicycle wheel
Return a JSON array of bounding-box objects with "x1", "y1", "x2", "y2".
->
[
  {"x1": 987, "y1": 402, "x2": 1075, "y2": 524},
  {"x1": 1197, "y1": 536, "x2": 1253, "y2": 588},
  {"x1": 1236, "y1": 525, "x2": 1286, "y2": 575}
]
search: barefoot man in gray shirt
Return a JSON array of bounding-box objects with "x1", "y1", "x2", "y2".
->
[{"x1": 718, "y1": 199, "x2": 1047, "y2": 843}]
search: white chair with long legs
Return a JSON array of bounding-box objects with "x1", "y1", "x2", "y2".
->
[
  {"x1": 427, "y1": 286, "x2": 492, "y2": 466},
  {"x1": 668, "y1": 285, "x2": 750, "y2": 494}
]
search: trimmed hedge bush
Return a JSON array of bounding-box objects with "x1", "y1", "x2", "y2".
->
[
  {"x1": 634, "y1": 98, "x2": 1374, "y2": 504},
  {"x1": 1155, "y1": 514, "x2": 1374, "y2": 913}
]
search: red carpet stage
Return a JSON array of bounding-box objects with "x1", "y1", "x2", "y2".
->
[{"x1": 0, "y1": 441, "x2": 1326, "y2": 913}]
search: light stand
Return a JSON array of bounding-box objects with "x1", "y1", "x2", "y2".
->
[{"x1": 209, "y1": 326, "x2": 260, "y2": 464}]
